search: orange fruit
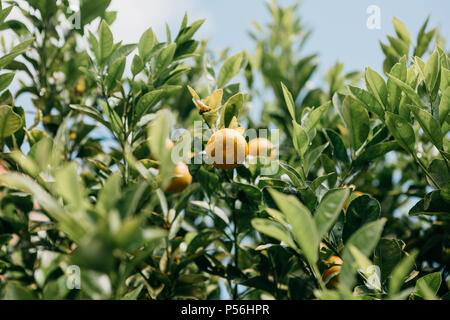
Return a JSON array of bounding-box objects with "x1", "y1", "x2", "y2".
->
[
  {"x1": 322, "y1": 255, "x2": 343, "y2": 289},
  {"x1": 75, "y1": 77, "x2": 86, "y2": 93},
  {"x1": 165, "y1": 162, "x2": 192, "y2": 194},
  {"x1": 322, "y1": 265, "x2": 341, "y2": 289},
  {"x1": 205, "y1": 128, "x2": 248, "y2": 170},
  {"x1": 248, "y1": 137, "x2": 276, "y2": 159},
  {"x1": 165, "y1": 138, "x2": 174, "y2": 151}
]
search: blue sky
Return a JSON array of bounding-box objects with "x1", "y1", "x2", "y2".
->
[{"x1": 109, "y1": 0, "x2": 450, "y2": 76}]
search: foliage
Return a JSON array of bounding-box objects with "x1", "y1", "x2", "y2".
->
[{"x1": 0, "y1": 0, "x2": 449, "y2": 300}]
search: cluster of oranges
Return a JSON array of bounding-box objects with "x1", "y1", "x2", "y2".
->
[
  {"x1": 164, "y1": 128, "x2": 276, "y2": 194},
  {"x1": 319, "y1": 242, "x2": 343, "y2": 289}
]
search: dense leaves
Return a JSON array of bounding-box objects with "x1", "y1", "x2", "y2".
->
[{"x1": 0, "y1": 0, "x2": 449, "y2": 301}]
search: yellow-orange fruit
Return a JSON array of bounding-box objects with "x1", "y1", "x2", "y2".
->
[
  {"x1": 248, "y1": 137, "x2": 276, "y2": 159},
  {"x1": 165, "y1": 138, "x2": 174, "y2": 151},
  {"x1": 326, "y1": 255, "x2": 343, "y2": 266},
  {"x1": 322, "y1": 265, "x2": 341, "y2": 289},
  {"x1": 165, "y1": 162, "x2": 192, "y2": 194},
  {"x1": 319, "y1": 241, "x2": 329, "y2": 251},
  {"x1": 205, "y1": 128, "x2": 248, "y2": 170},
  {"x1": 75, "y1": 77, "x2": 86, "y2": 93},
  {"x1": 322, "y1": 255, "x2": 343, "y2": 289}
]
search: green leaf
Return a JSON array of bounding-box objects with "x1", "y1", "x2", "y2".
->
[
  {"x1": 131, "y1": 54, "x2": 144, "y2": 76},
  {"x1": 80, "y1": 0, "x2": 111, "y2": 27},
  {"x1": 440, "y1": 66, "x2": 449, "y2": 92},
  {"x1": 314, "y1": 188, "x2": 350, "y2": 241},
  {"x1": 191, "y1": 201, "x2": 229, "y2": 224},
  {"x1": 269, "y1": 189, "x2": 318, "y2": 266},
  {"x1": 304, "y1": 142, "x2": 329, "y2": 174},
  {"x1": 428, "y1": 159, "x2": 449, "y2": 189},
  {"x1": 409, "y1": 190, "x2": 450, "y2": 216},
  {"x1": 104, "y1": 11, "x2": 117, "y2": 25},
  {"x1": 439, "y1": 87, "x2": 450, "y2": 125},
  {"x1": 408, "y1": 104, "x2": 443, "y2": 150},
  {"x1": 106, "y1": 43, "x2": 136, "y2": 66},
  {"x1": 387, "y1": 56, "x2": 407, "y2": 112},
  {"x1": 343, "y1": 195, "x2": 381, "y2": 242},
  {"x1": 122, "y1": 285, "x2": 144, "y2": 300},
  {"x1": 424, "y1": 48, "x2": 440, "y2": 94},
  {"x1": 106, "y1": 56, "x2": 126, "y2": 91},
  {"x1": 88, "y1": 31, "x2": 100, "y2": 60},
  {"x1": 388, "y1": 35, "x2": 409, "y2": 56},
  {"x1": 0, "y1": 6, "x2": 13, "y2": 25},
  {"x1": 98, "y1": 20, "x2": 114, "y2": 64},
  {"x1": 281, "y1": 82, "x2": 296, "y2": 121},
  {"x1": 98, "y1": 100, "x2": 123, "y2": 137},
  {"x1": 220, "y1": 93, "x2": 244, "y2": 128},
  {"x1": 0, "y1": 105, "x2": 22, "y2": 138},
  {"x1": 342, "y1": 95, "x2": 370, "y2": 151},
  {"x1": 354, "y1": 141, "x2": 399, "y2": 166},
  {"x1": 304, "y1": 101, "x2": 330, "y2": 133},
  {"x1": 385, "y1": 112, "x2": 415, "y2": 154},
  {"x1": 292, "y1": 120, "x2": 309, "y2": 158},
  {"x1": 138, "y1": 27, "x2": 156, "y2": 60},
  {"x1": 147, "y1": 110, "x2": 175, "y2": 187},
  {"x1": 392, "y1": 18, "x2": 411, "y2": 46},
  {"x1": 2, "y1": 282, "x2": 35, "y2": 300},
  {"x1": 54, "y1": 163, "x2": 86, "y2": 211},
  {"x1": 96, "y1": 172, "x2": 121, "y2": 216},
  {"x1": 374, "y1": 238, "x2": 407, "y2": 283},
  {"x1": 414, "y1": 17, "x2": 435, "y2": 58},
  {"x1": 386, "y1": 74, "x2": 422, "y2": 108},
  {"x1": 279, "y1": 162, "x2": 303, "y2": 188},
  {"x1": 323, "y1": 129, "x2": 349, "y2": 167},
  {"x1": 0, "y1": 72, "x2": 15, "y2": 92},
  {"x1": 389, "y1": 250, "x2": 418, "y2": 296},
  {"x1": 135, "y1": 89, "x2": 165, "y2": 120},
  {"x1": 413, "y1": 272, "x2": 442, "y2": 299},
  {"x1": 339, "y1": 218, "x2": 386, "y2": 290},
  {"x1": 251, "y1": 218, "x2": 297, "y2": 250},
  {"x1": 155, "y1": 43, "x2": 176, "y2": 75},
  {"x1": 0, "y1": 38, "x2": 34, "y2": 70},
  {"x1": 175, "y1": 19, "x2": 205, "y2": 45},
  {"x1": 217, "y1": 52, "x2": 244, "y2": 88},
  {"x1": 348, "y1": 86, "x2": 385, "y2": 121},
  {"x1": 0, "y1": 173, "x2": 86, "y2": 242},
  {"x1": 69, "y1": 104, "x2": 108, "y2": 127},
  {"x1": 365, "y1": 67, "x2": 388, "y2": 109}
]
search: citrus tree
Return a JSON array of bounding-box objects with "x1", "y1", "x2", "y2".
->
[{"x1": 0, "y1": 0, "x2": 449, "y2": 300}]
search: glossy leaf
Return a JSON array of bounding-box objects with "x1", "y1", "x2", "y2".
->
[
  {"x1": 342, "y1": 95, "x2": 370, "y2": 151},
  {"x1": 217, "y1": 52, "x2": 244, "y2": 88},
  {"x1": 0, "y1": 105, "x2": 22, "y2": 138},
  {"x1": 365, "y1": 67, "x2": 388, "y2": 109},
  {"x1": 251, "y1": 218, "x2": 297, "y2": 250},
  {"x1": 339, "y1": 218, "x2": 386, "y2": 289},
  {"x1": 269, "y1": 189, "x2": 318, "y2": 266},
  {"x1": 385, "y1": 112, "x2": 415, "y2": 154},
  {"x1": 314, "y1": 188, "x2": 350, "y2": 241},
  {"x1": 409, "y1": 104, "x2": 443, "y2": 150}
]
